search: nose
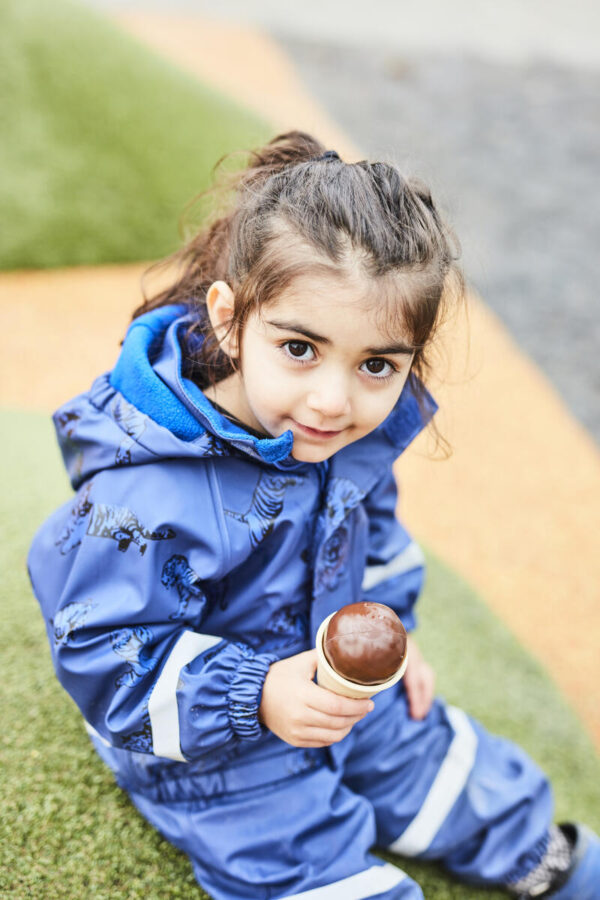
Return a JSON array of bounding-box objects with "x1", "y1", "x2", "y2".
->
[{"x1": 306, "y1": 372, "x2": 351, "y2": 419}]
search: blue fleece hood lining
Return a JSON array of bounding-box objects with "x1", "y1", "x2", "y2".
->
[
  {"x1": 111, "y1": 305, "x2": 203, "y2": 441},
  {"x1": 110, "y1": 306, "x2": 294, "y2": 462}
]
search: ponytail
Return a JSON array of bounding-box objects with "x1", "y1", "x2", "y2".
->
[{"x1": 133, "y1": 132, "x2": 325, "y2": 319}]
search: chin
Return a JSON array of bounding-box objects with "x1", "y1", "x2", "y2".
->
[
  {"x1": 292, "y1": 452, "x2": 324, "y2": 463},
  {"x1": 292, "y1": 451, "x2": 333, "y2": 463},
  {"x1": 289, "y1": 441, "x2": 323, "y2": 462},
  {"x1": 291, "y1": 439, "x2": 346, "y2": 464}
]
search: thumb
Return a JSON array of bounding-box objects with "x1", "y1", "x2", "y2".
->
[
  {"x1": 299, "y1": 648, "x2": 319, "y2": 677},
  {"x1": 408, "y1": 678, "x2": 426, "y2": 720}
]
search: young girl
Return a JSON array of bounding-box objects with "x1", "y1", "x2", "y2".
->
[{"x1": 28, "y1": 132, "x2": 598, "y2": 900}]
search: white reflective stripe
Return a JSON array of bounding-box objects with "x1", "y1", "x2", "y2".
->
[
  {"x1": 389, "y1": 705, "x2": 478, "y2": 856},
  {"x1": 362, "y1": 542, "x2": 425, "y2": 592},
  {"x1": 280, "y1": 863, "x2": 406, "y2": 899},
  {"x1": 83, "y1": 719, "x2": 111, "y2": 747},
  {"x1": 148, "y1": 630, "x2": 222, "y2": 762}
]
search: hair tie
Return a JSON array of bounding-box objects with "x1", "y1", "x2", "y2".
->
[{"x1": 317, "y1": 150, "x2": 340, "y2": 161}]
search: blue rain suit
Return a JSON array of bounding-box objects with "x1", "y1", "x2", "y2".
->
[{"x1": 28, "y1": 306, "x2": 553, "y2": 900}]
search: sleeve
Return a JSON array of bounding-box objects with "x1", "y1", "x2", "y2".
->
[
  {"x1": 27, "y1": 462, "x2": 278, "y2": 763},
  {"x1": 360, "y1": 467, "x2": 426, "y2": 632}
]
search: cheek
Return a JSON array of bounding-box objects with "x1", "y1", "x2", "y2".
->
[
  {"x1": 359, "y1": 382, "x2": 407, "y2": 427},
  {"x1": 243, "y1": 348, "x2": 276, "y2": 389},
  {"x1": 247, "y1": 366, "x2": 291, "y2": 413}
]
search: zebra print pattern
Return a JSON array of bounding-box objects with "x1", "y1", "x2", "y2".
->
[{"x1": 224, "y1": 474, "x2": 299, "y2": 548}]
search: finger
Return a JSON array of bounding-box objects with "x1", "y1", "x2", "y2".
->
[
  {"x1": 409, "y1": 679, "x2": 431, "y2": 720},
  {"x1": 296, "y1": 697, "x2": 370, "y2": 729},
  {"x1": 419, "y1": 667, "x2": 435, "y2": 716},
  {"x1": 304, "y1": 709, "x2": 368, "y2": 730},
  {"x1": 408, "y1": 679, "x2": 423, "y2": 717},
  {"x1": 298, "y1": 725, "x2": 355, "y2": 745},
  {"x1": 299, "y1": 648, "x2": 319, "y2": 676},
  {"x1": 289, "y1": 740, "x2": 346, "y2": 749},
  {"x1": 305, "y1": 682, "x2": 374, "y2": 718},
  {"x1": 410, "y1": 696, "x2": 426, "y2": 720}
]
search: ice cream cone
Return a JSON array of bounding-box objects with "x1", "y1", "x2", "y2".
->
[{"x1": 315, "y1": 612, "x2": 408, "y2": 699}]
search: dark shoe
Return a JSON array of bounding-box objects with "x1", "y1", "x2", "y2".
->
[{"x1": 525, "y1": 823, "x2": 600, "y2": 900}]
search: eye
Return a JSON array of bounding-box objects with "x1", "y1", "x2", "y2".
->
[
  {"x1": 361, "y1": 358, "x2": 396, "y2": 379},
  {"x1": 283, "y1": 340, "x2": 315, "y2": 362}
]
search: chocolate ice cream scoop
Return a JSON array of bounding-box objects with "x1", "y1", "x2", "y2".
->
[{"x1": 323, "y1": 601, "x2": 407, "y2": 684}]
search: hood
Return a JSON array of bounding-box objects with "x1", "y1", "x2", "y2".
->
[{"x1": 53, "y1": 305, "x2": 437, "y2": 490}]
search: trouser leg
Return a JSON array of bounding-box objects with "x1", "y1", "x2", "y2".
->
[
  {"x1": 128, "y1": 766, "x2": 423, "y2": 900},
  {"x1": 90, "y1": 731, "x2": 424, "y2": 900},
  {"x1": 342, "y1": 690, "x2": 553, "y2": 887}
]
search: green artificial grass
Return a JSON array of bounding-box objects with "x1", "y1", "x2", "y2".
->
[
  {"x1": 0, "y1": 0, "x2": 269, "y2": 270},
  {"x1": 1, "y1": 409, "x2": 598, "y2": 899}
]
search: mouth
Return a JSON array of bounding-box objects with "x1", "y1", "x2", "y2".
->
[{"x1": 293, "y1": 420, "x2": 345, "y2": 440}]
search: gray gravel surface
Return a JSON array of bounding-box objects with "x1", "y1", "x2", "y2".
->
[
  {"x1": 279, "y1": 39, "x2": 600, "y2": 441},
  {"x1": 81, "y1": 0, "x2": 600, "y2": 440}
]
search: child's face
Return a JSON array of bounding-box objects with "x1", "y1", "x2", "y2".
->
[{"x1": 224, "y1": 273, "x2": 416, "y2": 463}]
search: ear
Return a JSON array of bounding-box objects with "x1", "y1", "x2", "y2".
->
[{"x1": 205, "y1": 281, "x2": 238, "y2": 359}]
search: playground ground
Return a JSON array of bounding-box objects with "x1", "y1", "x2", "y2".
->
[
  {"x1": 3, "y1": 9, "x2": 598, "y2": 747},
  {"x1": 1, "y1": 6, "x2": 599, "y2": 898}
]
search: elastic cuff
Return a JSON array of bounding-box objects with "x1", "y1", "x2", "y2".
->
[{"x1": 227, "y1": 652, "x2": 278, "y2": 741}]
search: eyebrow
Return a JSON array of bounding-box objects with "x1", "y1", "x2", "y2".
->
[{"x1": 265, "y1": 319, "x2": 415, "y2": 356}]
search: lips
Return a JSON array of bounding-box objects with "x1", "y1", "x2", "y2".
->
[{"x1": 294, "y1": 421, "x2": 344, "y2": 440}]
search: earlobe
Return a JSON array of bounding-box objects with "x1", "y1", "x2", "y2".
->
[{"x1": 205, "y1": 281, "x2": 238, "y2": 358}]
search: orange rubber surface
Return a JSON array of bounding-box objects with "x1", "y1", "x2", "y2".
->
[{"x1": 4, "y1": 13, "x2": 598, "y2": 749}]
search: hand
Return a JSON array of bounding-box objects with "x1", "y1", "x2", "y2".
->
[
  {"x1": 403, "y1": 637, "x2": 435, "y2": 720},
  {"x1": 259, "y1": 649, "x2": 374, "y2": 748}
]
